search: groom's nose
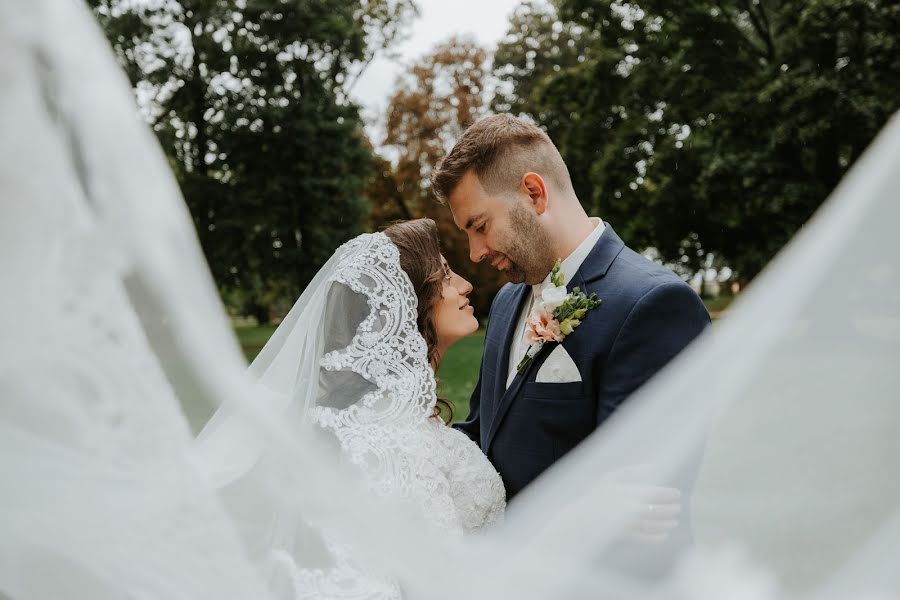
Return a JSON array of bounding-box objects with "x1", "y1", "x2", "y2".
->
[{"x1": 469, "y1": 237, "x2": 489, "y2": 263}]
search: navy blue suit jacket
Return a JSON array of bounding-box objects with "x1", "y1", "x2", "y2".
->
[{"x1": 455, "y1": 224, "x2": 710, "y2": 500}]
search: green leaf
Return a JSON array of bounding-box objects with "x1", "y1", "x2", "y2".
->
[
  {"x1": 550, "y1": 259, "x2": 565, "y2": 287},
  {"x1": 559, "y1": 318, "x2": 580, "y2": 335}
]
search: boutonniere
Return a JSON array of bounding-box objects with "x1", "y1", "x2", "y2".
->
[{"x1": 516, "y1": 260, "x2": 602, "y2": 373}]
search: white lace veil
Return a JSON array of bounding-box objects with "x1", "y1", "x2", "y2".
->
[
  {"x1": 195, "y1": 231, "x2": 437, "y2": 479},
  {"x1": 2, "y1": 0, "x2": 900, "y2": 598},
  {"x1": 192, "y1": 230, "x2": 447, "y2": 591},
  {"x1": 0, "y1": 1, "x2": 269, "y2": 597}
]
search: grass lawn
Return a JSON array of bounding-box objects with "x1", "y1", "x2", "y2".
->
[
  {"x1": 435, "y1": 331, "x2": 484, "y2": 422},
  {"x1": 235, "y1": 324, "x2": 277, "y2": 361},
  {"x1": 703, "y1": 295, "x2": 735, "y2": 317}
]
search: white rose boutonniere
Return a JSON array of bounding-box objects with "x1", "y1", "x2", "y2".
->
[
  {"x1": 540, "y1": 283, "x2": 569, "y2": 312},
  {"x1": 516, "y1": 260, "x2": 602, "y2": 374}
]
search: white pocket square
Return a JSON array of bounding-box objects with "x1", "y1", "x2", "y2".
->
[{"x1": 535, "y1": 345, "x2": 582, "y2": 383}]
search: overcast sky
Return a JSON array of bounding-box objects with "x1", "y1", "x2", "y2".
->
[{"x1": 348, "y1": 0, "x2": 524, "y2": 142}]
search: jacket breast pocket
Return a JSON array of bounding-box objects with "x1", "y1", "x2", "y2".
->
[
  {"x1": 522, "y1": 381, "x2": 585, "y2": 400},
  {"x1": 522, "y1": 382, "x2": 594, "y2": 457}
]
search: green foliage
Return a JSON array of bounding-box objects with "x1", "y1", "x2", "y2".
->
[
  {"x1": 495, "y1": 0, "x2": 900, "y2": 280},
  {"x1": 89, "y1": 0, "x2": 418, "y2": 318},
  {"x1": 553, "y1": 288, "x2": 602, "y2": 324},
  {"x1": 549, "y1": 260, "x2": 565, "y2": 287}
]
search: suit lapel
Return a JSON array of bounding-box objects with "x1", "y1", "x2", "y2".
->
[
  {"x1": 573, "y1": 222, "x2": 624, "y2": 287},
  {"x1": 485, "y1": 336, "x2": 557, "y2": 450},
  {"x1": 484, "y1": 223, "x2": 626, "y2": 451},
  {"x1": 483, "y1": 284, "x2": 530, "y2": 440},
  {"x1": 485, "y1": 272, "x2": 590, "y2": 449}
]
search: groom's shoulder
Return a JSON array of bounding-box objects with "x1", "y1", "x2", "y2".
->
[
  {"x1": 496, "y1": 282, "x2": 524, "y2": 300},
  {"x1": 482, "y1": 283, "x2": 524, "y2": 339},
  {"x1": 491, "y1": 282, "x2": 525, "y2": 310},
  {"x1": 604, "y1": 243, "x2": 691, "y2": 298},
  {"x1": 486, "y1": 282, "x2": 527, "y2": 315}
]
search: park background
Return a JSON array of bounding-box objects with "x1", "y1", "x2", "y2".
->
[{"x1": 88, "y1": 0, "x2": 899, "y2": 419}]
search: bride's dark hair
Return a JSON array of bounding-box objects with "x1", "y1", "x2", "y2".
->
[{"x1": 383, "y1": 218, "x2": 454, "y2": 423}]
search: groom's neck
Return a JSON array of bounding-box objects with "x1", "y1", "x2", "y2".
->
[{"x1": 550, "y1": 199, "x2": 596, "y2": 260}]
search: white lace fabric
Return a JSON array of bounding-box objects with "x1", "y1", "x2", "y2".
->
[
  {"x1": 313, "y1": 233, "x2": 436, "y2": 428},
  {"x1": 310, "y1": 233, "x2": 505, "y2": 535}
]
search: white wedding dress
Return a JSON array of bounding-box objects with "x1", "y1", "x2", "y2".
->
[{"x1": 3, "y1": 1, "x2": 900, "y2": 598}]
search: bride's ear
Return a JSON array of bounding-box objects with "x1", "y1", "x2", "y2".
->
[{"x1": 522, "y1": 172, "x2": 548, "y2": 215}]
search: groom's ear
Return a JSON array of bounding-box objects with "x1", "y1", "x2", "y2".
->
[{"x1": 522, "y1": 172, "x2": 548, "y2": 215}]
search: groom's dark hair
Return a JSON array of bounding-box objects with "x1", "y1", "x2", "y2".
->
[{"x1": 431, "y1": 114, "x2": 574, "y2": 203}]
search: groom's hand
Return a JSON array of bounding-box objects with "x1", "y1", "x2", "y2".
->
[
  {"x1": 603, "y1": 465, "x2": 682, "y2": 545},
  {"x1": 625, "y1": 485, "x2": 681, "y2": 544}
]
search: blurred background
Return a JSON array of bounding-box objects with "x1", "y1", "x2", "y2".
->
[{"x1": 87, "y1": 0, "x2": 900, "y2": 416}]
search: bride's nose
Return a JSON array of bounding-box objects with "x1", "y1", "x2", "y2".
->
[{"x1": 458, "y1": 276, "x2": 473, "y2": 296}]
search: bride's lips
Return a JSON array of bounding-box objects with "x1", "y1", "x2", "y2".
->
[{"x1": 459, "y1": 300, "x2": 474, "y2": 313}]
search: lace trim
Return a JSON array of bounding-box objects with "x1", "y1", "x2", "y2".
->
[
  {"x1": 309, "y1": 233, "x2": 455, "y2": 527},
  {"x1": 300, "y1": 232, "x2": 506, "y2": 598},
  {"x1": 315, "y1": 232, "x2": 437, "y2": 426}
]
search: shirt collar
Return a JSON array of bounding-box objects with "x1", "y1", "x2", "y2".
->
[{"x1": 533, "y1": 218, "x2": 605, "y2": 294}]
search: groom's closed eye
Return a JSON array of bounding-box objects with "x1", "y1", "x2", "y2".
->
[{"x1": 464, "y1": 213, "x2": 487, "y2": 231}]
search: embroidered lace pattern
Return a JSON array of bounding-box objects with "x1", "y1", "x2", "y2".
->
[{"x1": 296, "y1": 233, "x2": 505, "y2": 598}]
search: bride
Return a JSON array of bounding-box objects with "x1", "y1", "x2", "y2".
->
[
  {"x1": 198, "y1": 218, "x2": 505, "y2": 533},
  {"x1": 194, "y1": 219, "x2": 505, "y2": 594}
]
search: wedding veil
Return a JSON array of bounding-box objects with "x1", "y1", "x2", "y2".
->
[
  {"x1": 0, "y1": 1, "x2": 269, "y2": 596},
  {"x1": 2, "y1": 0, "x2": 900, "y2": 598},
  {"x1": 194, "y1": 230, "x2": 437, "y2": 479},
  {"x1": 193, "y1": 229, "x2": 457, "y2": 592}
]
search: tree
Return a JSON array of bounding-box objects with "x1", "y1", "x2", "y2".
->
[
  {"x1": 372, "y1": 36, "x2": 507, "y2": 315},
  {"x1": 494, "y1": 0, "x2": 900, "y2": 281},
  {"x1": 90, "y1": 0, "x2": 418, "y2": 319}
]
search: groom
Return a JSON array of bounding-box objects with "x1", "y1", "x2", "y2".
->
[{"x1": 433, "y1": 114, "x2": 710, "y2": 502}]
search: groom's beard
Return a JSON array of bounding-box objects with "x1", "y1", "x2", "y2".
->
[
  {"x1": 494, "y1": 245, "x2": 554, "y2": 285},
  {"x1": 483, "y1": 250, "x2": 525, "y2": 283},
  {"x1": 501, "y1": 205, "x2": 556, "y2": 285},
  {"x1": 502, "y1": 257, "x2": 526, "y2": 284}
]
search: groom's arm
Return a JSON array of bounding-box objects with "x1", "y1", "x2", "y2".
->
[
  {"x1": 597, "y1": 281, "x2": 710, "y2": 565},
  {"x1": 598, "y1": 281, "x2": 710, "y2": 421}
]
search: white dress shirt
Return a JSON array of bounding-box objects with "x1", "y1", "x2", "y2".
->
[{"x1": 506, "y1": 218, "x2": 606, "y2": 388}]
